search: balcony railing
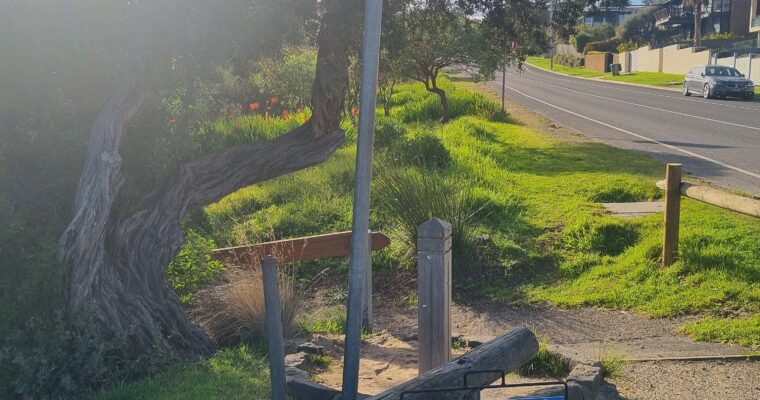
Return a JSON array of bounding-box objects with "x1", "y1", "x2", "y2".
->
[{"x1": 655, "y1": 8, "x2": 670, "y2": 23}]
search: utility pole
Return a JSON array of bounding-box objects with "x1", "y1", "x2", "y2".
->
[{"x1": 341, "y1": 0, "x2": 382, "y2": 399}]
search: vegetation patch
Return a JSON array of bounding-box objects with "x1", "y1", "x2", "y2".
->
[{"x1": 516, "y1": 339, "x2": 570, "y2": 378}]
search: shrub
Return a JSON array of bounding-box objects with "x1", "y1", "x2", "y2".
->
[
  {"x1": 617, "y1": 41, "x2": 640, "y2": 53},
  {"x1": 192, "y1": 263, "x2": 301, "y2": 346},
  {"x1": 556, "y1": 54, "x2": 583, "y2": 68},
  {"x1": 167, "y1": 230, "x2": 225, "y2": 304},
  {"x1": 392, "y1": 132, "x2": 451, "y2": 169},
  {"x1": 0, "y1": 315, "x2": 172, "y2": 399},
  {"x1": 571, "y1": 24, "x2": 616, "y2": 53},
  {"x1": 565, "y1": 218, "x2": 639, "y2": 256},
  {"x1": 251, "y1": 46, "x2": 317, "y2": 109},
  {"x1": 374, "y1": 116, "x2": 407, "y2": 149},
  {"x1": 585, "y1": 37, "x2": 624, "y2": 53}
]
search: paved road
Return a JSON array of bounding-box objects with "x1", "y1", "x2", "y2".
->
[{"x1": 489, "y1": 65, "x2": 760, "y2": 195}]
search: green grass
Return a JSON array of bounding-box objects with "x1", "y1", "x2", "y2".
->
[
  {"x1": 525, "y1": 56, "x2": 606, "y2": 78},
  {"x1": 93, "y1": 346, "x2": 270, "y2": 400},
  {"x1": 679, "y1": 314, "x2": 760, "y2": 349},
  {"x1": 601, "y1": 72, "x2": 684, "y2": 88},
  {"x1": 203, "y1": 78, "x2": 759, "y2": 348},
  {"x1": 527, "y1": 56, "x2": 687, "y2": 89},
  {"x1": 517, "y1": 339, "x2": 570, "y2": 378},
  {"x1": 94, "y1": 74, "x2": 760, "y2": 398}
]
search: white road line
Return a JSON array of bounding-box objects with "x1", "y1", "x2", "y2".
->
[
  {"x1": 507, "y1": 72, "x2": 760, "y2": 133},
  {"x1": 505, "y1": 85, "x2": 760, "y2": 180},
  {"x1": 522, "y1": 65, "x2": 760, "y2": 112}
]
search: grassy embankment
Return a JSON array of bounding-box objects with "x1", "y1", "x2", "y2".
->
[
  {"x1": 527, "y1": 56, "x2": 684, "y2": 89},
  {"x1": 97, "y1": 77, "x2": 759, "y2": 398},
  {"x1": 528, "y1": 56, "x2": 760, "y2": 95}
]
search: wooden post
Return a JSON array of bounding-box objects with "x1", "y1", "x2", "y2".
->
[
  {"x1": 262, "y1": 256, "x2": 286, "y2": 400},
  {"x1": 417, "y1": 218, "x2": 452, "y2": 374},
  {"x1": 662, "y1": 164, "x2": 682, "y2": 267}
]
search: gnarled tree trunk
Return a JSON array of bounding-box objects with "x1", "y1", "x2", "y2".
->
[{"x1": 59, "y1": 0, "x2": 357, "y2": 360}]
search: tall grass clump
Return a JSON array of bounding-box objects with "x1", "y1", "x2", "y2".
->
[
  {"x1": 374, "y1": 165, "x2": 486, "y2": 272},
  {"x1": 192, "y1": 261, "x2": 300, "y2": 346},
  {"x1": 392, "y1": 131, "x2": 451, "y2": 170},
  {"x1": 397, "y1": 88, "x2": 502, "y2": 123}
]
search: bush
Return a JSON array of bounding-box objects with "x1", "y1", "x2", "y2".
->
[
  {"x1": 392, "y1": 132, "x2": 451, "y2": 169},
  {"x1": 556, "y1": 54, "x2": 583, "y2": 68},
  {"x1": 585, "y1": 37, "x2": 624, "y2": 53},
  {"x1": 167, "y1": 230, "x2": 225, "y2": 304},
  {"x1": 374, "y1": 116, "x2": 407, "y2": 149},
  {"x1": 617, "y1": 41, "x2": 640, "y2": 53},
  {"x1": 571, "y1": 24, "x2": 616, "y2": 53},
  {"x1": 0, "y1": 315, "x2": 171, "y2": 399},
  {"x1": 251, "y1": 46, "x2": 317, "y2": 109}
]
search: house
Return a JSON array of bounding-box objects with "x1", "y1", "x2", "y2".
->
[
  {"x1": 578, "y1": 6, "x2": 645, "y2": 26},
  {"x1": 751, "y1": 0, "x2": 760, "y2": 34},
  {"x1": 654, "y1": 0, "x2": 752, "y2": 39}
]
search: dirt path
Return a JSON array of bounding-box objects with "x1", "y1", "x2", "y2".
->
[{"x1": 311, "y1": 301, "x2": 758, "y2": 399}]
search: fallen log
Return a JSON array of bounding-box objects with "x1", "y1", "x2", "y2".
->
[{"x1": 367, "y1": 328, "x2": 539, "y2": 400}]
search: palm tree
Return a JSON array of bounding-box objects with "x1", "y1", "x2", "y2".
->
[{"x1": 682, "y1": 0, "x2": 706, "y2": 47}]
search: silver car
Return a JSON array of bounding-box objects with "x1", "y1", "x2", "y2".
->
[{"x1": 683, "y1": 65, "x2": 755, "y2": 100}]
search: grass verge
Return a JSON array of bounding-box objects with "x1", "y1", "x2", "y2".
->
[
  {"x1": 525, "y1": 56, "x2": 606, "y2": 78},
  {"x1": 93, "y1": 346, "x2": 270, "y2": 400},
  {"x1": 601, "y1": 72, "x2": 684, "y2": 88}
]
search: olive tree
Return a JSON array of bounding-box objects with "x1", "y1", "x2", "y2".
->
[{"x1": 1, "y1": 0, "x2": 360, "y2": 362}]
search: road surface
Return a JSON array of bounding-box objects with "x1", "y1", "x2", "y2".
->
[{"x1": 490, "y1": 65, "x2": 760, "y2": 195}]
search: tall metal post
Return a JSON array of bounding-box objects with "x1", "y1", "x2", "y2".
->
[
  {"x1": 341, "y1": 0, "x2": 382, "y2": 398},
  {"x1": 549, "y1": 0, "x2": 556, "y2": 70},
  {"x1": 501, "y1": 60, "x2": 506, "y2": 113}
]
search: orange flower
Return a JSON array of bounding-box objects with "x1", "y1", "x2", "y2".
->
[
  {"x1": 351, "y1": 106, "x2": 359, "y2": 118},
  {"x1": 249, "y1": 102, "x2": 260, "y2": 111},
  {"x1": 168, "y1": 117, "x2": 177, "y2": 125},
  {"x1": 270, "y1": 97, "x2": 279, "y2": 104},
  {"x1": 281, "y1": 110, "x2": 291, "y2": 119}
]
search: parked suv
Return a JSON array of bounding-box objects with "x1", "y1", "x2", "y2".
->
[{"x1": 684, "y1": 65, "x2": 755, "y2": 100}]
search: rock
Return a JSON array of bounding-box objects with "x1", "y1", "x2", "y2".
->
[
  {"x1": 597, "y1": 383, "x2": 620, "y2": 400},
  {"x1": 285, "y1": 352, "x2": 309, "y2": 369},
  {"x1": 286, "y1": 368, "x2": 341, "y2": 400},
  {"x1": 567, "y1": 363, "x2": 604, "y2": 400},
  {"x1": 298, "y1": 342, "x2": 325, "y2": 356}
]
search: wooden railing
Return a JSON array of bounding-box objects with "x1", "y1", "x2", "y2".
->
[{"x1": 657, "y1": 163, "x2": 760, "y2": 266}]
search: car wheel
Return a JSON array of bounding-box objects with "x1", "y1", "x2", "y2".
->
[
  {"x1": 683, "y1": 83, "x2": 691, "y2": 96},
  {"x1": 703, "y1": 84, "x2": 711, "y2": 99}
]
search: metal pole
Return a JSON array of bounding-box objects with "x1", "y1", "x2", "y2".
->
[
  {"x1": 341, "y1": 0, "x2": 382, "y2": 398},
  {"x1": 262, "y1": 256, "x2": 286, "y2": 400},
  {"x1": 549, "y1": 0, "x2": 556, "y2": 70},
  {"x1": 501, "y1": 60, "x2": 506, "y2": 113}
]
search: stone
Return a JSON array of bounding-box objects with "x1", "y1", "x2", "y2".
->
[
  {"x1": 597, "y1": 383, "x2": 620, "y2": 400},
  {"x1": 567, "y1": 363, "x2": 604, "y2": 400},
  {"x1": 297, "y1": 342, "x2": 325, "y2": 356},
  {"x1": 285, "y1": 352, "x2": 309, "y2": 369}
]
